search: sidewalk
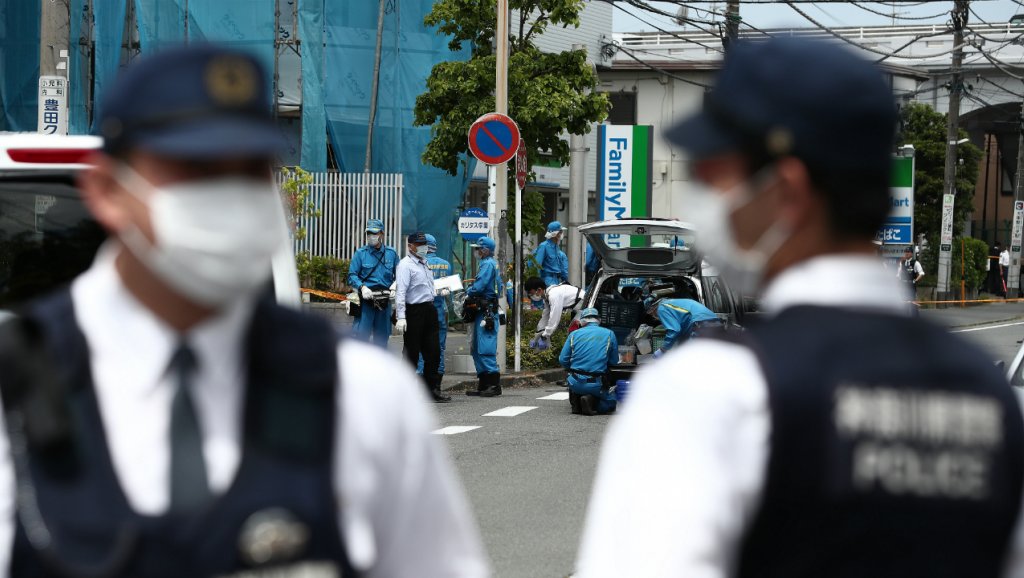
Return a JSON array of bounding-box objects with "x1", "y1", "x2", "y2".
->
[{"x1": 918, "y1": 301, "x2": 1024, "y2": 330}]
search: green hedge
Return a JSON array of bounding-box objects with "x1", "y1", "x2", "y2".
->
[
  {"x1": 296, "y1": 252, "x2": 350, "y2": 297},
  {"x1": 506, "y1": 308, "x2": 572, "y2": 371}
]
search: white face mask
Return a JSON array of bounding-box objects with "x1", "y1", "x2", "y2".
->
[
  {"x1": 410, "y1": 244, "x2": 429, "y2": 258},
  {"x1": 366, "y1": 234, "x2": 382, "y2": 247},
  {"x1": 683, "y1": 169, "x2": 791, "y2": 296},
  {"x1": 115, "y1": 165, "x2": 287, "y2": 308}
]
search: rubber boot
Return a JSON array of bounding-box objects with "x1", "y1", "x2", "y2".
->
[
  {"x1": 578, "y1": 395, "x2": 597, "y2": 416},
  {"x1": 569, "y1": 392, "x2": 582, "y2": 415},
  {"x1": 480, "y1": 373, "x2": 502, "y2": 397}
]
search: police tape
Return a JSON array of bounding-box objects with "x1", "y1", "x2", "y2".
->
[
  {"x1": 299, "y1": 288, "x2": 349, "y2": 302},
  {"x1": 912, "y1": 297, "x2": 1024, "y2": 305}
]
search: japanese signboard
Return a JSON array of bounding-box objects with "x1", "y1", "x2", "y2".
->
[
  {"x1": 37, "y1": 76, "x2": 68, "y2": 136},
  {"x1": 1009, "y1": 201, "x2": 1024, "y2": 293},
  {"x1": 875, "y1": 156, "x2": 915, "y2": 245},
  {"x1": 597, "y1": 125, "x2": 653, "y2": 248}
]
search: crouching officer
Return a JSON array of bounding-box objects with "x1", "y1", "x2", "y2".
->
[
  {"x1": 417, "y1": 234, "x2": 451, "y2": 378},
  {"x1": 577, "y1": 37, "x2": 1024, "y2": 577},
  {"x1": 0, "y1": 44, "x2": 489, "y2": 577},
  {"x1": 347, "y1": 218, "x2": 398, "y2": 348},
  {"x1": 559, "y1": 308, "x2": 618, "y2": 416},
  {"x1": 465, "y1": 237, "x2": 503, "y2": 397},
  {"x1": 647, "y1": 297, "x2": 721, "y2": 357}
]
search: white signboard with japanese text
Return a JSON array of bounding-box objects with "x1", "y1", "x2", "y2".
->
[
  {"x1": 1009, "y1": 201, "x2": 1024, "y2": 293},
  {"x1": 37, "y1": 76, "x2": 68, "y2": 135}
]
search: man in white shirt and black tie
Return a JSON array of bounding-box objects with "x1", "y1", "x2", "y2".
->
[{"x1": 395, "y1": 232, "x2": 451, "y2": 403}]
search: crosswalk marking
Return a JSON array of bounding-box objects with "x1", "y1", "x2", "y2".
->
[
  {"x1": 432, "y1": 426, "x2": 482, "y2": 435},
  {"x1": 537, "y1": 392, "x2": 569, "y2": 401},
  {"x1": 483, "y1": 406, "x2": 538, "y2": 417}
]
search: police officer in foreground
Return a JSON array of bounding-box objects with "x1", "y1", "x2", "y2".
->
[
  {"x1": 558, "y1": 308, "x2": 618, "y2": 416},
  {"x1": 465, "y1": 237, "x2": 503, "y2": 397},
  {"x1": 577, "y1": 37, "x2": 1024, "y2": 577},
  {"x1": 417, "y1": 234, "x2": 452, "y2": 379},
  {"x1": 347, "y1": 218, "x2": 398, "y2": 347},
  {"x1": 0, "y1": 45, "x2": 488, "y2": 577},
  {"x1": 532, "y1": 221, "x2": 569, "y2": 287},
  {"x1": 395, "y1": 232, "x2": 450, "y2": 403}
]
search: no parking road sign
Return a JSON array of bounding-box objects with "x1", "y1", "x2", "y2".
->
[{"x1": 468, "y1": 113, "x2": 520, "y2": 165}]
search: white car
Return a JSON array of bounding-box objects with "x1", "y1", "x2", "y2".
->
[
  {"x1": 573, "y1": 218, "x2": 745, "y2": 375},
  {"x1": 0, "y1": 133, "x2": 300, "y2": 309}
]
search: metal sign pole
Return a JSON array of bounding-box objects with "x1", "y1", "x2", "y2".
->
[
  {"x1": 514, "y1": 179, "x2": 522, "y2": 373},
  {"x1": 1010, "y1": 201, "x2": 1024, "y2": 297}
]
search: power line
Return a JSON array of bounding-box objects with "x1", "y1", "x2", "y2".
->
[
  {"x1": 614, "y1": 45, "x2": 714, "y2": 88},
  {"x1": 599, "y1": 0, "x2": 726, "y2": 54},
  {"x1": 850, "y1": 2, "x2": 950, "y2": 21}
]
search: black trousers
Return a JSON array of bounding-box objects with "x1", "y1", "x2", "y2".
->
[{"x1": 403, "y1": 302, "x2": 441, "y2": 388}]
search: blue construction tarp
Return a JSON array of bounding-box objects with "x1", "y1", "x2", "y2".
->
[
  {"x1": 324, "y1": 0, "x2": 475, "y2": 263},
  {"x1": 0, "y1": 0, "x2": 41, "y2": 131}
]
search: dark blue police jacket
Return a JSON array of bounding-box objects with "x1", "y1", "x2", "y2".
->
[
  {"x1": 731, "y1": 306, "x2": 1024, "y2": 578},
  {"x1": 0, "y1": 289, "x2": 357, "y2": 578}
]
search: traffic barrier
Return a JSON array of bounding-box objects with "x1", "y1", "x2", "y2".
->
[{"x1": 300, "y1": 288, "x2": 349, "y2": 302}]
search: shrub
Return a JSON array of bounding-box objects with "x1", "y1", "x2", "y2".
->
[
  {"x1": 506, "y1": 308, "x2": 572, "y2": 371},
  {"x1": 296, "y1": 252, "x2": 350, "y2": 298},
  {"x1": 951, "y1": 237, "x2": 989, "y2": 294}
]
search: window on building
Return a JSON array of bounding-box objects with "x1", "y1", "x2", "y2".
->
[{"x1": 605, "y1": 92, "x2": 637, "y2": 125}]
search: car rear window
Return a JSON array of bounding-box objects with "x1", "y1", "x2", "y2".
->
[{"x1": 0, "y1": 177, "x2": 105, "y2": 307}]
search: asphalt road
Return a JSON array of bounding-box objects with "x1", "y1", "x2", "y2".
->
[{"x1": 432, "y1": 306, "x2": 1024, "y2": 578}]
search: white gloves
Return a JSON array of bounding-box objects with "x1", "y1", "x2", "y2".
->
[
  {"x1": 436, "y1": 287, "x2": 451, "y2": 297},
  {"x1": 541, "y1": 330, "x2": 552, "y2": 339},
  {"x1": 360, "y1": 286, "x2": 373, "y2": 300},
  {"x1": 395, "y1": 319, "x2": 407, "y2": 335}
]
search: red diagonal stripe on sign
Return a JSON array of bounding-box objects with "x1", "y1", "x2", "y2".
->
[{"x1": 479, "y1": 124, "x2": 511, "y2": 155}]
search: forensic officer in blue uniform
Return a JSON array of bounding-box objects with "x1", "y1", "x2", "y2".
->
[
  {"x1": 417, "y1": 234, "x2": 451, "y2": 377},
  {"x1": 559, "y1": 308, "x2": 618, "y2": 416},
  {"x1": 465, "y1": 237, "x2": 503, "y2": 397},
  {"x1": 0, "y1": 45, "x2": 488, "y2": 577},
  {"x1": 585, "y1": 241, "x2": 600, "y2": 287},
  {"x1": 347, "y1": 218, "x2": 398, "y2": 348},
  {"x1": 647, "y1": 297, "x2": 721, "y2": 356},
  {"x1": 532, "y1": 221, "x2": 569, "y2": 287},
  {"x1": 578, "y1": 37, "x2": 1024, "y2": 578}
]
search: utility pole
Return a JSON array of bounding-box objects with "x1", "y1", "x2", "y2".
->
[
  {"x1": 1009, "y1": 102, "x2": 1024, "y2": 298},
  {"x1": 39, "y1": 0, "x2": 69, "y2": 78},
  {"x1": 365, "y1": 0, "x2": 387, "y2": 172},
  {"x1": 39, "y1": 0, "x2": 70, "y2": 135},
  {"x1": 724, "y1": 0, "x2": 741, "y2": 50},
  {"x1": 567, "y1": 44, "x2": 588, "y2": 289},
  {"x1": 493, "y1": 0, "x2": 510, "y2": 372},
  {"x1": 937, "y1": 0, "x2": 968, "y2": 302}
]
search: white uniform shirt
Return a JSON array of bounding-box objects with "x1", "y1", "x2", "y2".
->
[
  {"x1": 576, "y1": 254, "x2": 1024, "y2": 578},
  {"x1": 1002, "y1": 249, "x2": 1012, "y2": 268},
  {"x1": 395, "y1": 252, "x2": 436, "y2": 319},
  {"x1": 537, "y1": 284, "x2": 582, "y2": 336},
  {"x1": 0, "y1": 245, "x2": 489, "y2": 577}
]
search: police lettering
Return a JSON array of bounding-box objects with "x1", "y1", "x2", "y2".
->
[{"x1": 852, "y1": 442, "x2": 989, "y2": 499}]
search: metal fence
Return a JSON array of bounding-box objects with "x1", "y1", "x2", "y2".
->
[{"x1": 281, "y1": 172, "x2": 403, "y2": 259}]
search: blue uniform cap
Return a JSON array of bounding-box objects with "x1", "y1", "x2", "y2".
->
[
  {"x1": 664, "y1": 37, "x2": 897, "y2": 176},
  {"x1": 472, "y1": 237, "x2": 496, "y2": 252},
  {"x1": 365, "y1": 219, "x2": 384, "y2": 233},
  {"x1": 580, "y1": 307, "x2": 600, "y2": 323},
  {"x1": 547, "y1": 221, "x2": 565, "y2": 233},
  {"x1": 407, "y1": 231, "x2": 427, "y2": 245},
  {"x1": 425, "y1": 233, "x2": 438, "y2": 249},
  {"x1": 97, "y1": 44, "x2": 286, "y2": 158}
]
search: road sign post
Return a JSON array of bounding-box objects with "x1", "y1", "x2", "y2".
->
[
  {"x1": 1010, "y1": 200, "x2": 1024, "y2": 297},
  {"x1": 937, "y1": 191, "x2": 955, "y2": 297},
  {"x1": 513, "y1": 140, "x2": 527, "y2": 373}
]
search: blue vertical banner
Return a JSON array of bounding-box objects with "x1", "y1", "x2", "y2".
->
[
  {"x1": 299, "y1": 0, "x2": 326, "y2": 171},
  {"x1": 0, "y1": 0, "x2": 41, "y2": 131},
  {"x1": 92, "y1": 0, "x2": 129, "y2": 129},
  {"x1": 323, "y1": 0, "x2": 475, "y2": 263}
]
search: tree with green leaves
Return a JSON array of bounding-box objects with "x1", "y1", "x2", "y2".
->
[
  {"x1": 899, "y1": 102, "x2": 981, "y2": 246},
  {"x1": 414, "y1": 0, "x2": 609, "y2": 235}
]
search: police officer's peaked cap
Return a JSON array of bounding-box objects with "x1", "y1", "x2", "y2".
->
[
  {"x1": 665, "y1": 37, "x2": 897, "y2": 175},
  {"x1": 97, "y1": 44, "x2": 286, "y2": 158},
  {"x1": 365, "y1": 219, "x2": 384, "y2": 233},
  {"x1": 408, "y1": 232, "x2": 428, "y2": 245},
  {"x1": 580, "y1": 307, "x2": 600, "y2": 322},
  {"x1": 472, "y1": 237, "x2": 496, "y2": 252}
]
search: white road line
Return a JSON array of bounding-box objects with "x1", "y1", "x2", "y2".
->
[
  {"x1": 483, "y1": 406, "x2": 538, "y2": 417},
  {"x1": 537, "y1": 392, "x2": 570, "y2": 401},
  {"x1": 432, "y1": 426, "x2": 482, "y2": 435},
  {"x1": 952, "y1": 321, "x2": 1024, "y2": 333}
]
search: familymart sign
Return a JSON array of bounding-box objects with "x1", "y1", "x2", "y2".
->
[
  {"x1": 876, "y1": 155, "x2": 915, "y2": 245},
  {"x1": 597, "y1": 125, "x2": 653, "y2": 243}
]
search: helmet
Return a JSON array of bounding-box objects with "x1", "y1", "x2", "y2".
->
[
  {"x1": 365, "y1": 218, "x2": 384, "y2": 233},
  {"x1": 472, "y1": 237, "x2": 496, "y2": 252}
]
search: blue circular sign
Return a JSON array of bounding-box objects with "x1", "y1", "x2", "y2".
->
[{"x1": 458, "y1": 207, "x2": 489, "y2": 241}]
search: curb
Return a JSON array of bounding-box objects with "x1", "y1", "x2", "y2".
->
[
  {"x1": 442, "y1": 368, "x2": 566, "y2": 392},
  {"x1": 940, "y1": 316, "x2": 1024, "y2": 331}
]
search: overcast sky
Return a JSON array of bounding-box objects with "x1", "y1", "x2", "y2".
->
[{"x1": 611, "y1": 1, "x2": 1022, "y2": 33}]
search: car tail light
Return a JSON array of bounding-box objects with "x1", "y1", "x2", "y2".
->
[
  {"x1": 567, "y1": 319, "x2": 581, "y2": 333},
  {"x1": 7, "y1": 148, "x2": 94, "y2": 164}
]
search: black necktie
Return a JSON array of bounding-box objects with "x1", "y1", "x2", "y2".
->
[{"x1": 168, "y1": 342, "x2": 211, "y2": 513}]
